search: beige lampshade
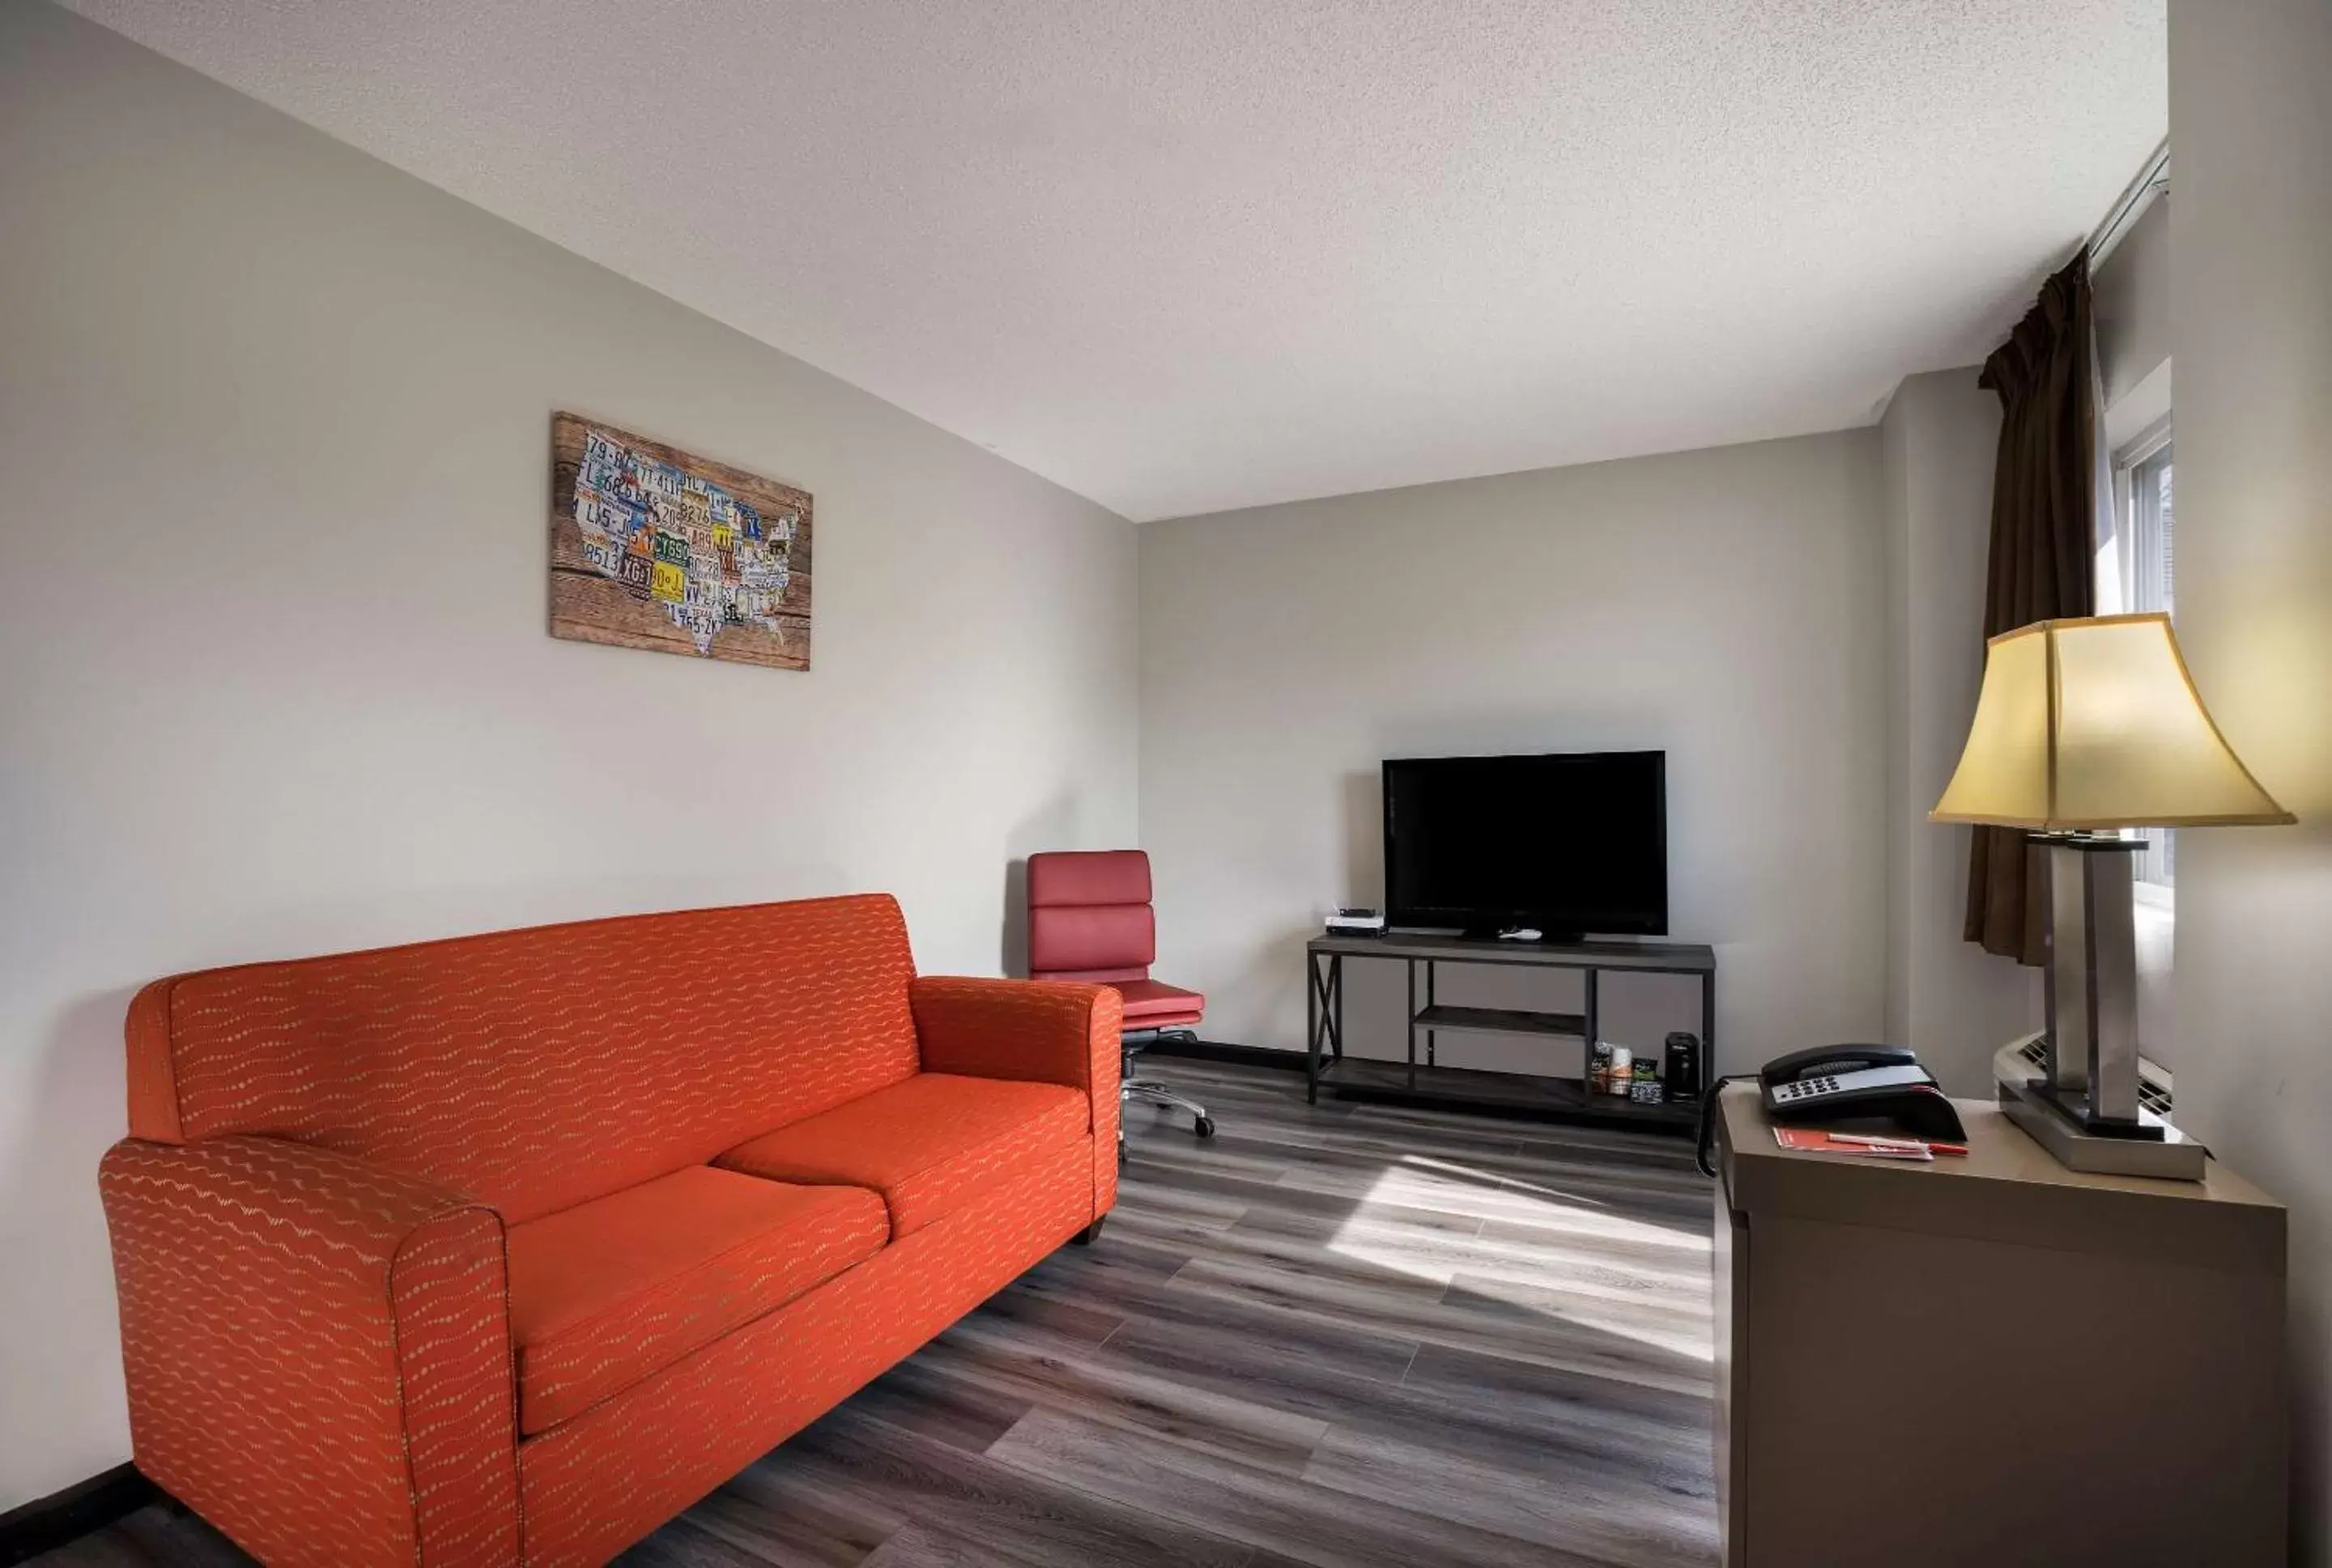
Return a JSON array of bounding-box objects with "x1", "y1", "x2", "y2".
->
[{"x1": 1930, "y1": 612, "x2": 2294, "y2": 829}]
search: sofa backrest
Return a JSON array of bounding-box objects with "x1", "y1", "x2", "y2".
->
[{"x1": 124, "y1": 894, "x2": 921, "y2": 1223}]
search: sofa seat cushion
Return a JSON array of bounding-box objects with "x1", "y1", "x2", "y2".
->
[
  {"x1": 1111, "y1": 978, "x2": 1206, "y2": 1028},
  {"x1": 717, "y1": 1073, "x2": 1089, "y2": 1239},
  {"x1": 506, "y1": 1165, "x2": 887, "y2": 1434}
]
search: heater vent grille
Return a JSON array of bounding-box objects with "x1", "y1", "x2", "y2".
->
[{"x1": 2018, "y1": 1036, "x2": 2175, "y2": 1119}]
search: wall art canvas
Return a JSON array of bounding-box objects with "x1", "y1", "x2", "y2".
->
[{"x1": 549, "y1": 413, "x2": 813, "y2": 669}]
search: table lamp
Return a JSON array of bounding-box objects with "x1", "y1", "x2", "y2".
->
[{"x1": 1931, "y1": 611, "x2": 2292, "y2": 1178}]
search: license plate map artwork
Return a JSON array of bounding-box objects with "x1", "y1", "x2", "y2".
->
[{"x1": 549, "y1": 414, "x2": 813, "y2": 669}]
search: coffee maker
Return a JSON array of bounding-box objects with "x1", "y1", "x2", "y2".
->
[{"x1": 1662, "y1": 1031, "x2": 1701, "y2": 1102}]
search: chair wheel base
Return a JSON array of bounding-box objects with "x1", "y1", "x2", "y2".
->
[{"x1": 1194, "y1": 1115, "x2": 1216, "y2": 1139}]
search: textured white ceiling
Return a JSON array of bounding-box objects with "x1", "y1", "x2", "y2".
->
[{"x1": 64, "y1": 0, "x2": 2165, "y2": 521}]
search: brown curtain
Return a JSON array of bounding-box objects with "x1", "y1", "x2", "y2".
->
[{"x1": 1965, "y1": 251, "x2": 2097, "y2": 964}]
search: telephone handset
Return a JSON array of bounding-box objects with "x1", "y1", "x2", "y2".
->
[{"x1": 1759, "y1": 1043, "x2": 1967, "y2": 1143}]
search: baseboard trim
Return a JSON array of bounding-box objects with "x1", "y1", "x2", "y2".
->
[
  {"x1": 0, "y1": 1464, "x2": 155, "y2": 1566},
  {"x1": 1140, "y1": 1037, "x2": 1307, "y2": 1073}
]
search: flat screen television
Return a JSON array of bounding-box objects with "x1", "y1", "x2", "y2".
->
[{"x1": 1382, "y1": 750, "x2": 1667, "y2": 939}]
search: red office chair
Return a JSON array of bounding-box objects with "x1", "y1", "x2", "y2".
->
[{"x1": 1027, "y1": 849, "x2": 1215, "y2": 1141}]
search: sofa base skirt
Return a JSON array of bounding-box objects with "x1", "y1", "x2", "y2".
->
[{"x1": 516, "y1": 1136, "x2": 1100, "y2": 1567}]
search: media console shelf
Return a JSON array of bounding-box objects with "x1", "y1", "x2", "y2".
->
[{"x1": 1304, "y1": 931, "x2": 1715, "y2": 1133}]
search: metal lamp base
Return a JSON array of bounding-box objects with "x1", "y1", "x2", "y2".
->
[
  {"x1": 2036, "y1": 834, "x2": 2145, "y2": 1120},
  {"x1": 2024, "y1": 1080, "x2": 2165, "y2": 1140},
  {"x1": 1997, "y1": 1073, "x2": 2206, "y2": 1180},
  {"x1": 2009, "y1": 833, "x2": 2205, "y2": 1179}
]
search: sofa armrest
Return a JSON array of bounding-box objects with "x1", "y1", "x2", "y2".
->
[
  {"x1": 911, "y1": 977, "x2": 1122, "y2": 1223},
  {"x1": 911, "y1": 976, "x2": 1121, "y2": 1094},
  {"x1": 99, "y1": 1135, "x2": 520, "y2": 1568}
]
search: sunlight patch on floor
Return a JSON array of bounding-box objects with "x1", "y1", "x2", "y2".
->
[
  {"x1": 1456, "y1": 1274, "x2": 1716, "y2": 1362},
  {"x1": 1313, "y1": 1154, "x2": 1706, "y2": 1247},
  {"x1": 1394, "y1": 1152, "x2": 1611, "y2": 1207},
  {"x1": 1323, "y1": 1157, "x2": 1717, "y2": 1363}
]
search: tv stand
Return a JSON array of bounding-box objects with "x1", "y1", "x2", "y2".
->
[
  {"x1": 1461, "y1": 924, "x2": 1584, "y2": 944},
  {"x1": 1304, "y1": 930, "x2": 1716, "y2": 1133}
]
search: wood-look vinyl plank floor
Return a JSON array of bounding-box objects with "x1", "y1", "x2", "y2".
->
[
  {"x1": 728, "y1": 1402, "x2": 1260, "y2": 1568},
  {"x1": 38, "y1": 1057, "x2": 1719, "y2": 1568},
  {"x1": 983, "y1": 1405, "x2": 1619, "y2": 1568},
  {"x1": 1300, "y1": 1423, "x2": 1715, "y2": 1568},
  {"x1": 913, "y1": 1321, "x2": 1335, "y2": 1477},
  {"x1": 1127, "y1": 1281, "x2": 1704, "y2": 1451}
]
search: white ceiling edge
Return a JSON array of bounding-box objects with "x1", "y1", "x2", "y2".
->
[{"x1": 59, "y1": 0, "x2": 2168, "y2": 523}]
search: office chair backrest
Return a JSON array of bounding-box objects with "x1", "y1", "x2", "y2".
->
[{"x1": 1027, "y1": 850, "x2": 1155, "y2": 983}]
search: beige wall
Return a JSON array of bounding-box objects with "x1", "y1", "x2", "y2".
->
[
  {"x1": 2095, "y1": 193, "x2": 2173, "y2": 411},
  {"x1": 1138, "y1": 431, "x2": 1888, "y2": 1077},
  {"x1": 0, "y1": 2, "x2": 1137, "y2": 1509},
  {"x1": 1879, "y1": 369, "x2": 2040, "y2": 1094},
  {"x1": 2168, "y1": 0, "x2": 2332, "y2": 1555}
]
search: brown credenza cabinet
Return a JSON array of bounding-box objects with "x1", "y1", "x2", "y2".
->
[{"x1": 1713, "y1": 1084, "x2": 2286, "y2": 1567}]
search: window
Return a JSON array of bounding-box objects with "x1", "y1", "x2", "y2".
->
[
  {"x1": 2111, "y1": 425, "x2": 2175, "y2": 887},
  {"x1": 2128, "y1": 441, "x2": 2173, "y2": 619}
]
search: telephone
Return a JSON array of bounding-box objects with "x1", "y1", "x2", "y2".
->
[
  {"x1": 1760, "y1": 1044, "x2": 1967, "y2": 1143},
  {"x1": 1695, "y1": 1043, "x2": 1969, "y2": 1176}
]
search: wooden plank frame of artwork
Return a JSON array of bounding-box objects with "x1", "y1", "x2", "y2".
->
[{"x1": 548, "y1": 412, "x2": 814, "y2": 670}]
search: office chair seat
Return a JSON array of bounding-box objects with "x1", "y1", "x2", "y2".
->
[{"x1": 1111, "y1": 978, "x2": 1206, "y2": 1029}]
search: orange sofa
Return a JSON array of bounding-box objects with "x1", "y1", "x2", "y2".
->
[{"x1": 98, "y1": 894, "x2": 1121, "y2": 1567}]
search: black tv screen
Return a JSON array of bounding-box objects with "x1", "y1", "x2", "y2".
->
[{"x1": 1382, "y1": 750, "x2": 1667, "y2": 937}]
